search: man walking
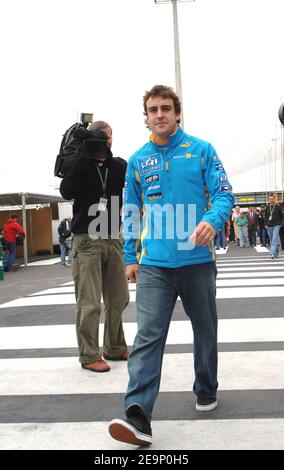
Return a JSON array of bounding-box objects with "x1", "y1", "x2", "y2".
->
[{"x1": 109, "y1": 85, "x2": 234, "y2": 446}]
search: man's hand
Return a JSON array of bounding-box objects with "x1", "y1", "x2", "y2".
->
[
  {"x1": 125, "y1": 264, "x2": 139, "y2": 283},
  {"x1": 190, "y1": 221, "x2": 216, "y2": 247}
]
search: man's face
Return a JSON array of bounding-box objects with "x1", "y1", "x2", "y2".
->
[
  {"x1": 269, "y1": 196, "x2": 275, "y2": 205},
  {"x1": 146, "y1": 96, "x2": 179, "y2": 139}
]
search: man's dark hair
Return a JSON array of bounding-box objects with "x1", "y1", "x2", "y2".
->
[
  {"x1": 11, "y1": 214, "x2": 18, "y2": 219},
  {"x1": 143, "y1": 85, "x2": 181, "y2": 126},
  {"x1": 89, "y1": 121, "x2": 111, "y2": 132}
]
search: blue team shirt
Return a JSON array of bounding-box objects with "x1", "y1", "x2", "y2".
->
[{"x1": 123, "y1": 126, "x2": 234, "y2": 267}]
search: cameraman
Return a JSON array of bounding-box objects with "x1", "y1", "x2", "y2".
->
[{"x1": 60, "y1": 121, "x2": 129, "y2": 373}]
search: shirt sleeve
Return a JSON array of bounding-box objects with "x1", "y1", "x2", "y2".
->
[
  {"x1": 15, "y1": 222, "x2": 26, "y2": 238},
  {"x1": 200, "y1": 144, "x2": 235, "y2": 232},
  {"x1": 123, "y1": 157, "x2": 143, "y2": 265}
]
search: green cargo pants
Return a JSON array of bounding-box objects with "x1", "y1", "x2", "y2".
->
[{"x1": 72, "y1": 234, "x2": 129, "y2": 363}]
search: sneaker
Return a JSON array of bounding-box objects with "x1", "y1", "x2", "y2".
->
[
  {"x1": 103, "y1": 350, "x2": 129, "y2": 361},
  {"x1": 81, "y1": 359, "x2": 110, "y2": 372},
  {"x1": 109, "y1": 405, "x2": 152, "y2": 446},
  {"x1": 196, "y1": 397, "x2": 218, "y2": 412}
]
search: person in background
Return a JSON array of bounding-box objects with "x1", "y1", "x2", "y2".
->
[
  {"x1": 232, "y1": 205, "x2": 241, "y2": 246},
  {"x1": 258, "y1": 205, "x2": 268, "y2": 247},
  {"x1": 264, "y1": 194, "x2": 283, "y2": 259},
  {"x1": 279, "y1": 201, "x2": 284, "y2": 250},
  {"x1": 58, "y1": 216, "x2": 72, "y2": 267},
  {"x1": 0, "y1": 226, "x2": 8, "y2": 251},
  {"x1": 246, "y1": 206, "x2": 258, "y2": 247},
  {"x1": 215, "y1": 223, "x2": 226, "y2": 250},
  {"x1": 3, "y1": 215, "x2": 25, "y2": 272},
  {"x1": 229, "y1": 212, "x2": 235, "y2": 243},
  {"x1": 108, "y1": 84, "x2": 234, "y2": 447},
  {"x1": 236, "y1": 211, "x2": 249, "y2": 248}
]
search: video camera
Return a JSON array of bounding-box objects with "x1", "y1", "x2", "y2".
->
[
  {"x1": 73, "y1": 113, "x2": 110, "y2": 160},
  {"x1": 54, "y1": 113, "x2": 112, "y2": 178}
]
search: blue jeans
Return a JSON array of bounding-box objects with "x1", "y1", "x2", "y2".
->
[
  {"x1": 215, "y1": 228, "x2": 226, "y2": 248},
  {"x1": 266, "y1": 225, "x2": 280, "y2": 257},
  {"x1": 60, "y1": 240, "x2": 72, "y2": 265},
  {"x1": 5, "y1": 242, "x2": 16, "y2": 270},
  {"x1": 238, "y1": 225, "x2": 248, "y2": 247},
  {"x1": 259, "y1": 227, "x2": 268, "y2": 246},
  {"x1": 124, "y1": 262, "x2": 218, "y2": 421}
]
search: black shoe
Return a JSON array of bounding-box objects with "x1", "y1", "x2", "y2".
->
[
  {"x1": 196, "y1": 397, "x2": 218, "y2": 412},
  {"x1": 108, "y1": 405, "x2": 152, "y2": 446}
]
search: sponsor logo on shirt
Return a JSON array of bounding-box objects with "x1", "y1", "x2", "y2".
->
[
  {"x1": 220, "y1": 183, "x2": 232, "y2": 192},
  {"x1": 145, "y1": 174, "x2": 159, "y2": 184},
  {"x1": 215, "y1": 163, "x2": 224, "y2": 171},
  {"x1": 147, "y1": 192, "x2": 162, "y2": 200},
  {"x1": 148, "y1": 184, "x2": 161, "y2": 191},
  {"x1": 219, "y1": 175, "x2": 228, "y2": 183},
  {"x1": 139, "y1": 154, "x2": 163, "y2": 174}
]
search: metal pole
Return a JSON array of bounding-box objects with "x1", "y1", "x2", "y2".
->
[
  {"x1": 264, "y1": 154, "x2": 268, "y2": 191},
  {"x1": 172, "y1": 0, "x2": 184, "y2": 128},
  {"x1": 21, "y1": 193, "x2": 28, "y2": 266},
  {"x1": 271, "y1": 137, "x2": 279, "y2": 191},
  {"x1": 268, "y1": 148, "x2": 272, "y2": 191}
]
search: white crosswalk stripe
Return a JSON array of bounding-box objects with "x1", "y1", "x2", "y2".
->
[{"x1": 0, "y1": 249, "x2": 283, "y2": 450}]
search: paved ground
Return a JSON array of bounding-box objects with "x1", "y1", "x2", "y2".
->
[{"x1": 0, "y1": 245, "x2": 283, "y2": 451}]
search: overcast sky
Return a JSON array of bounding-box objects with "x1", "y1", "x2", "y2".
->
[{"x1": 1, "y1": 0, "x2": 283, "y2": 194}]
